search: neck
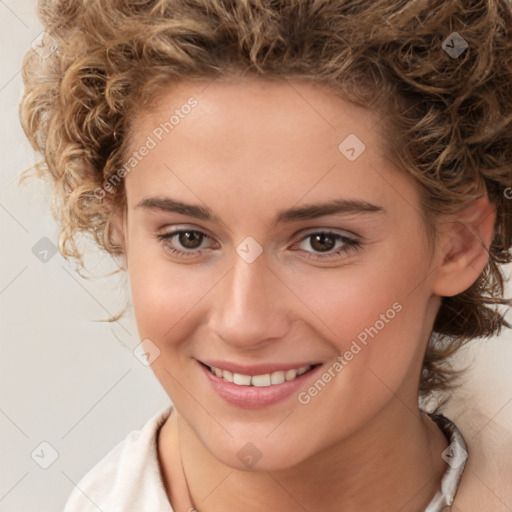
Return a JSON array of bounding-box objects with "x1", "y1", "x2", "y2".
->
[{"x1": 158, "y1": 398, "x2": 449, "y2": 512}]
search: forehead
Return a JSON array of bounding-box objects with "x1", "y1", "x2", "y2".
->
[
  {"x1": 123, "y1": 77, "x2": 419, "y2": 226},
  {"x1": 130, "y1": 76, "x2": 384, "y2": 156}
]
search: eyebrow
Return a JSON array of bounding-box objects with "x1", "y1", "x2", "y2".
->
[{"x1": 136, "y1": 196, "x2": 385, "y2": 225}]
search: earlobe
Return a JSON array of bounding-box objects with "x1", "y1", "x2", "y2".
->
[{"x1": 431, "y1": 195, "x2": 496, "y2": 297}]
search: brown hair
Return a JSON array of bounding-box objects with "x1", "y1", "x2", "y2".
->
[{"x1": 20, "y1": 0, "x2": 512, "y2": 400}]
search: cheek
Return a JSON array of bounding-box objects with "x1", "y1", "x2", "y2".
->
[
  {"x1": 289, "y1": 239, "x2": 430, "y2": 391},
  {"x1": 127, "y1": 243, "x2": 220, "y2": 344},
  {"x1": 290, "y1": 243, "x2": 426, "y2": 342},
  {"x1": 128, "y1": 257, "x2": 172, "y2": 336}
]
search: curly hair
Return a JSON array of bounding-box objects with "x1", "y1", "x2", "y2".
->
[{"x1": 19, "y1": 0, "x2": 512, "y2": 400}]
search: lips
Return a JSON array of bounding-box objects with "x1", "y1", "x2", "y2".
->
[{"x1": 198, "y1": 359, "x2": 323, "y2": 408}]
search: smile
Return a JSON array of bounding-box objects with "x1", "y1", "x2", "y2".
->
[
  {"x1": 198, "y1": 359, "x2": 324, "y2": 408},
  {"x1": 207, "y1": 364, "x2": 313, "y2": 387}
]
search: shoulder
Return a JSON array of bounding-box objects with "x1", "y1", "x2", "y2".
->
[
  {"x1": 449, "y1": 406, "x2": 512, "y2": 511},
  {"x1": 63, "y1": 405, "x2": 174, "y2": 512}
]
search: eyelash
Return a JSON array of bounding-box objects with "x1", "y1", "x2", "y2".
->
[{"x1": 154, "y1": 228, "x2": 361, "y2": 261}]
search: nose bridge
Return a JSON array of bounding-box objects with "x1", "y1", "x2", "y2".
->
[{"x1": 209, "y1": 248, "x2": 290, "y2": 349}]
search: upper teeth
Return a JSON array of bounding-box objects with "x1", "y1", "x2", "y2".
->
[{"x1": 209, "y1": 365, "x2": 312, "y2": 386}]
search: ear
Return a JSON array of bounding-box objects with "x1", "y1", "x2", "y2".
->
[
  {"x1": 431, "y1": 194, "x2": 496, "y2": 297},
  {"x1": 109, "y1": 206, "x2": 128, "y2": 270}
]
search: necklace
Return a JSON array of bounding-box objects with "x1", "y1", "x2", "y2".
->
[{"x1": 177, "y1": 420, "x2": 198, "y2": 511}]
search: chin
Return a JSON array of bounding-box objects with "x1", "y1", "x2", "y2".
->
[{"x1": 204, "y1": 434, "x2": 315, "y2": 473}]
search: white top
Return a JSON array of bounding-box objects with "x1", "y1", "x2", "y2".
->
[
  {"x1": 63, "y1": 406, "x2": 174, "y2": 512},
  {"x1": 61, "y1": 406, "x2": 477, "y2": 512}
]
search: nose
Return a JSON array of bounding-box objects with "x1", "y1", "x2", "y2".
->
[{"x1": 208, "y1": 248, "x2": 292, "y2": 351}]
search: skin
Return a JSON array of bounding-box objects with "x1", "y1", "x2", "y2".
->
[{"x1": 113, "y1": 76, "x2": 495, "y2": 511}]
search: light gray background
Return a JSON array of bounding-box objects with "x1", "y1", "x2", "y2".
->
[
  {"x1": 1, "y1": 3, "x2": 170, "y2": 511},
  {"x1": 0, "y1": 2, "x2": 511, "y2": 511}
]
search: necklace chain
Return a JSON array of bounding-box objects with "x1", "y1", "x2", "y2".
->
[{"x1": 177, "y1": 421, "x2": 198, "y2": 511}]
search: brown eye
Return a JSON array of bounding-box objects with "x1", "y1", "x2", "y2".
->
[
  {"x1": 177, "y1": 231, "x2": 204, "y2": 249},
  {"x1": 309, "y1": 233, "x2": 336, "y2": 252},
  {"x1": 154, "y1": 228, "x2": 218, "y2": 259},
  {"x1": 291, "y1": 230, "x2": 361, "y2": 261}
]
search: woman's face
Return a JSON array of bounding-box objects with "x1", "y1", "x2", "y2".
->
[{"x1": 120, "y1": 77, "x2": 443, "y2": 470}]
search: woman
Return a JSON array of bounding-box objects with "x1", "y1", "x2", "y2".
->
[{"x1": 20, "y1": 0, "x2": 512, "y2": 510}]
